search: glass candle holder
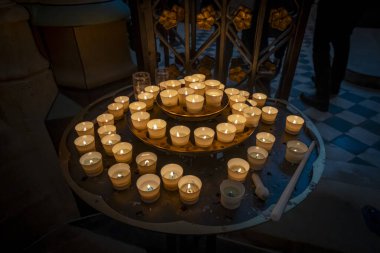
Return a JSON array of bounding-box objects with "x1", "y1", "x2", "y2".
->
[
  {"x1": 224, "y1": 88, "x2": 240, "y2": 97},
  {"x1": 165, "y1": 80, "x2": 182, "y2": 90},
  {"x1": 261, "y1": 106, "x2": 278, "y2": 124},
  {"x1": 138, "y1": 92, "x2": 154, "y2": 110},
  {"x1": 239, "y1": 90, "x2": 250, "y2": 99},
  {"x1": 75, "y1": 121, "x2": 94, "y2": 136},
  {"x1": 227, "y1": 114, "x2": 246, "y2": 133},
  {"x1": 256, "y1": 132, "x2": 276, "y2": 152},
  {"x1": 170, "y1": 125, "x2": 190, "y2": 146},
  {"x1": 96, "y1": 113, "x2": 114, "y2": 126},
  {"x1": 136, "y1": 174, "x2": 161, "y2": 203},
  {"x1": 112, "y1": 142, "x2": 133, "y2": 163},
  {"x1": 147, "y1": 119, "x2": 167, "y2": 139},
  {"x1": 133, "y1": 71, "x2": 151, "y2": 100},
  {"x1": 74, "y1": 135, "x2": 95, "y2": 154},
  {"x1": 178, "y1": 87, "x2": 195, "y2": 106},
  {"x1": 192, "y1": 73, "x2": 206, "y2": 82},
  {"x1": 229, "y1": 94, "x2": 246, "y2": 107},
  {"x1": 216, "y1": 123, "x2": 237, "y2": 143},
  {"x1": 178, "y1": 175, "x2": 202, "y2": 205},
  {"x1": 131, "y1": 111, "x2": 150, "y2": 130},
  {"x1": 204, "y1": 79, "x2": 221, "y2": 90},
  {"x1": 101, "y1": 133, "x2": 121, "y2": 156},
  {"x1": 97, "y1": 125, "x2": 116, "y2": 139},
  {"x1": 194, "y1": 127, "x2": 215, "y2": 147},
  {"x1": 243, "y1": 106, "x2": 262, "y2": 127},
  {"x1": 136, "y1": 152, "x2": 158, "y2": 174},
  {"x1": 218, "y1": 84, "x2": 225, "y2": 91},
  {"x1": 185, "y1": 94, "x2": 204, "y2": 113},
  {"x1": 247, "y1": 146, "x2": 268, "y2": 170},
  {"x1": 252, "y1": 93, "x2": 267, "y2": 108},
  {"x1": 231, "y1": 102, "x2": 248, "y2": 115},
  {"x1": 285, "y1": 140, "x2": 308, "y2": 164},
  {"x1": 160, "y1": 89, "x2": 178, "y2": 107},
  {"x1": 114, "y1": 96, "x2": 129, "y2": 111},
  {"x1": 160, "y1": 163, "x2": 184, "y2": 191},
  {"x1": 189, "y1": 82, "x2": 206, "y2": 96},
  {"x1": 205, "y1": 89, "x2": 223, "y2": 107},
  {"x1": 227, "y1": 158, "x2": 250, "y2": 182},
  {"x1": 285, "y1": 115, "x2": 305, "y2": 135},
  {"x1": 184, "y1": 75, "x2": 200, "y2": 87},
  {"x1": 107, "y1": 102, "x2": 124, "y2": 120},
  {"x1": 220, "y1": 179, "x2": 245, "y2": 209},
  {"x1": 129, "y1": 101, "x2": 147, "y2": 114},
  {"x1": 144, "y1": 85, "x2": 160, "y2": 99},
  {"x1": 155, "y1": 68, "x2": 169, "y2": 89},
  {"x1": 79, "y1": 151, "x2": 103, "y2": 177},
  {"x1": 108, "y1": 163, "x2": 131, "y2": 190}
]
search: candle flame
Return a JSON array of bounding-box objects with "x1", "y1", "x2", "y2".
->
[
  {"x1": 233, "y1": 120, "x2": 239, "y2": 124},
  {"x1": 144, "y1": 160, "x2": 150, "y2": 166},
  {"x1": 292, "y1": 119, "x2": 297, "y2": 124},
  {"x1": 153, "y1": 124, "x2": 158, "y2": 130},
  {"x1": 89, "y1": 159, "x2": 93, "y2": 164},
  {"x1": 82, "y1": 140, "x2": 87, "y2": 145},
  {"x1": 117, "y1": 173, "x2": 123, "y2": 178},
  {"x1": 170, "y1": 171, "x2": 174, "y2": 178},
  {"x1": 191, "y1": 98, "x2": 196, "y2": 103},
  {"x1": 176, "y1": 132, "x2": 180, "y2": 137},
  {"x1": 119, "y1": 149, "x2": 125, "y2": 155},
  {"x1": 107, "y1": 140, "x2": 113, "y2": 145},
  {"x1": 83, "y1": 127, "x2": 87, "y2": 131}
]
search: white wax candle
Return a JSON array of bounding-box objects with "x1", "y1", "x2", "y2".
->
[
  {"x1": 160, "y1": 163, "x2": 183, "y2": 191},
  {"x1": 184, "y1": 75, "x2": 200, "y2": 87},
  {"x1": 97, "y1": 125, "x2": 116, "y2": 139},
  {"x1": 204, "y1": 79, "x2": 221, "y2": 90},
  {"x1": 112, "y1": 142, "x2": 133, "y2": 163},
  {"x1": 220, "y1": 179, "x2": 245, "y2": 209},
  {"x1": 192, "y1": 74, "x2": 206, "y2": 82},
  {"x1": 74, "y1": 135, "x2": 95, "y2": 154},
  {"x1": 170, "y1": 125, "x2": 190, "y2": 146},
  {"x1": 185, "y1": 94, "x2": 204, "y2": 113},
  {"x1": 108, "y1": 163, "x2": 131, "y2": 190},
  {"x1": 136, "y1": 174, "x2": 161, "y2": 203},
  {"x1": 75, "y1": 121, "x2": 94, "y2": 136},
  {"x1": 243, "y1": 106, "x2": 262, "y2": 127},
  {"x1": 101, "y1": 133, "x2": 121, "y2": 156},
  {"x1": 227, "y1": 158, "x2": 250, "y2": 182},
  {"x1": 224, "y1": 88, "x2": 240, "y2": 97},
  {"x1": 129, "y1": 101, "x2": 147, "y2": 114},
  {"x1": 205, "y1": 88, "x2": 223, "y2": 107},
  {"x1": 178, "y1": 87, "x2": 195, "y2": 106},
  {"x1": 231, "y1": 102, "x2": 249, "y2": 115},
  {"x1": 285, "y1": 140, "x2": 308, "y2": 164},
  {"x1": 164, "y1": 80, "x2": 182, "y2": 90},
  {"x1": 189, "y1": 82, "x2": 206, "y2": 96},
  {"x1": 136, "y1": 152, "x2": 157, "y2": 174},
  {"x1": 96, "y1": 113, "x2": 114, "y2": 126},
  {"x1": 114, "y1": 96, "x2": 130, "y2": 110},
  {"x1": 261, "y1": 106, "x2": 278, "y2": 124},
  {"x1": 227, "y1": 114, "x2": 247, "y2": 133},
  {"x1": 194, "y1": 127, "x2": 215, "y2": 147},
  {"x1": 252, "y1": 93, "x2": 267, "y2": 108},
  {"x1": 107, "y1": 102, "x2": 124, "y2": 120},
  {"x1": 247, "y1": 146, "x2": 268, "y2": 170},
  {"x1": 285, "y1": 115, "x2": 305, "y2": 135},
  {"x1": 131, "y1": 111, "x2": 150, "y2": 130},
  {"x1": 147, "y1": 119, "x2": 167, "y2": 139},
  {"x1": 256, "y1": 132, "x2": 276, "y2": 152},
  {"x1": 216, "y1": 123, "x2": 236, "y2": 143},
  {"x1": 239, "y1": 90, "x2": 250, "y2": 99},
  {"x1": 160, "y1": 89, "x2": 178, "y2": 107},
  {"x1": 79, "y1": 151, "x2": 103, "y2": 177},
  {"x1": 138, "y1": 92, "x2": 154, "y2": 110},
  {"x1": 178, "y1": 175, "x2": 202, "y2": 205},
  {"x1": 229, "y1": 94, "x2": 247, "y2": 107},
  {"x1": 144, "y1": 85, "x2": 160, "y2": 99}
]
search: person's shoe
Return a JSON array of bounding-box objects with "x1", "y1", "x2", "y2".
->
[{"x1": 300, "y1": 93, "x2": 329, "y2": 112}]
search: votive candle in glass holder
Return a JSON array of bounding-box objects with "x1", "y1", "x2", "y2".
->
[
  {"x1": 285, "y1": 115, "x2": 305, "y2": 135},
  {"x1": 204, "y1": 79, "x2": 221, "y2": 90},
  {"x1": 147, "y1": 119, "x2": 167, "y2": 139},
  {"x1": 97, "y1": 125, "x2": 116, "y2": 139},
  {"x1": 138, "y1": 92, "x2": 154, "y2": 110},
  {"x1": 256, "y1": 132, "x2": 276, "y2": 152},
  {"x1": 285, "y1": 140, "x2": 308, "y2": 164},
  {"x1": 112, "y1": 142, "x2": 133, "y2": 163},
  {"x1": 136, "y1": 174, "x2": 161, "y2": 203},
  {"x1": 184, "y1": 75, "x2": 199, "y2": 87},
  {"x1": 216, "y1": 123, "x2": 237, "y2": 143},
  {"x1": 224, "y1": 87, "x2": 240, "y2": 97},
  {"x1": 74, "y1": 135, "x2": 95, "y2": 154},
  {"x1": 229, "y1": 94, "x2": 246, "y2": 107},
  {"x1": 108, "y1": 102, "x2": 124, "y2": 120},
  {"x1": 114, "y1": 96, "x2": 130, "y2": 111},
  {"x1": 218, "y1": 84, "x2": 225, "y2": 91},
  {"x1": 192, "y1": 73, "x2": 206, "y2": 82},
  {"x1": 178, "y1": 87, "x2": 195, "y2": 106},
  {"x1": 178, "y1": 175, "x2": 202, "y2": 205},
  {"x1": 189, "y1": 82, "x2": 206, "y2": 96},
  {"x1": 170, "y1": 125, "x2": 190, "y2": 146},
  {"x1": 144, "y1": 85, "x2": 160, "y2": 99},
  {"x1": 227, "y1": 158, "x2": 250, "y2": 182},
  {"x1": 205, "y1": 89, "x2": 223, "y2": 107},
  {"x1": 101, "y1": 133, "x2": 121, "y2": 156},
  {"x1": 220, "y1": 179, "x2": 245, "y2": 209},
  {"x1": 261, "y1": 106, "x2": 278, "y2": 124},
  {"x1": 165, "y1": 80, "x2": 182, "y2": 90},
  {"x1": 108, "y1": 163, "x2": 131, "y2": 190},
  {"x1": 97, "y1": 113, "x2": 114, "y2": 126},
  {"x1": 247, "y1": 146, "x2": 268, "y2": 170},
  {"x1": 194, "y1": 127, "x2": 215, "y2": 147},
  {"x1": 239, "y1": 90, "x2": 250, "y2": 99},
  {"x1": 243, "y1": 106, "x2": 262, "y2": 127},
  {"x1": 231, "y1": 102, "x2": 248, "y2": 115},
  {"x1": 252, "y1": 93, "x2": 267, "y2": 108},
  {"x1": 131, "y1": 111, "x2": 150, "y2": 130},
  {"x1": 75, "y1": 121, "x2": 94, "y2": 136},
  {"x1": 160, "y1": 89, "x2": 178, "y2": 107},
  {"x1": 186, "y1": 94, "x2": 204, "y2": 113},
  {"x1": 136, "y1": 152, "x2": 158, "y2": 174},
  {"x1": 129, "y1": 101, "x2": 147, "y2": 114},
  {"x1": 79, "y1": 151, "x2": 103, "y2": 177},
  {"x1": 227, "y1": 114, "x2": 246, "y2": 133},
  {"x1": 160, "y1": 163, "x2": 183, "y2": 191}
]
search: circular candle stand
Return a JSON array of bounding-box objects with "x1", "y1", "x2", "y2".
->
[{"x1": 60, "y1": 85, "x2": 325, "y2": 235}]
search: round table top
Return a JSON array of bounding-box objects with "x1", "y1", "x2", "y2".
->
[{"x1": 59, "y1": 86, "x2": 325, "y2": 235}]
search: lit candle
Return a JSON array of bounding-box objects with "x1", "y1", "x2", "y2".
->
[
  {"x1": 75, "y1": 121, "x2": 94, "y2": 136},
  {"x1": 178, "y1": 175, "x2": 202, "y2": 205},
  {"x1": 285, "y1": 140, "x2": 308, "y2": 164},
  {"x1": 108, "y1": 163, "x2": 131, "y2": 190},
  {"x1": 147, "y1": 119, "x2": 167, "y2": 139},
  {"x1": 114, "y1": 96, "x2": 130, "y2": 111},
  {"x1": 285, "y1": 115, "x2": 305, "y2": 135},
  {"x1": 247, "y1": 146, "x2": 268, "y2": 170},
  {"x1": 252, "y1": 93, "x2": 267, "y2": 108},
  {"x1": 97, "y1": 125, "x2": 116, "y2": 139},
  {"x1": 189, "y1": 82, "x2": 206, "y2": 96},
  {"x1": 144, "y1": 85, "x2": 160, "y2": 99},
  {"x1": 164, "y1": 80, "x2": 182, "y2": 90},
  {"x1": 129, "y1": 101, "x2": 147, "y2": 114},
  {"x1": 112, "y1": 142, "x2": 133, "y2": 163},
  {"x1": 192, "y1": 73, "x2": 206, "y2": 82},
  {"x1": 131, "y1": 111, "x2": 150, "y2": 130},
  {"x1": 227, "y1": 114, "x2": 246, "y2": 133},
  {"x1": 227, "y1": 158, "x2": 250, "y2": 182},
  {"x1": 160, "y1": 89, "x2": 178, "y2": 107},
  {"x1": 178, "y1": 87, "x2": 195, "y2": 106},
  {"x1": 219, "y1": 179, "x2": 245, "y2": 209},
  {"x1": 170, "y1": 125, "x2": 190, "y2": 146},
  {"x1": 136, "y1": 152, "x2": 157, "y2": 174},
  {"x1": 231, "y1": 102, "x2": 248, "y2": 115},
  {"x1": 239, "y1": 90, "x2": 250, "y2": 99},
  {"x1": 107, "y1": 102, "x2": 124, "y2": 120},
  {"x1": 205, "y1": 88, "x2": 223, "y2": 107},
  {"x1": 96, "y1": 113, "x2": 114, "y2": 126},
  {"x1": 204, "y1": 79, "x2": 221, "y2": 90},
  {"x1": 185, "y1": 94, "x2": 204, "y2": 113},
  {"x1": 136, "y1": 174, "x2": 161, "y2": 203},
  {"x1": 184, "y1": 75, "x2": 200, "y2": 87},
  {"x1": 101, "y1": 133, "x2": 121, "y2": 156},
  {"x1": 216, "y1": 123, "x2": 237, "y2": 143},
  {"x1": 229, "y1": 94, "x2": 246, "y2": 107},
  {"x1": 256, "y1": 132, "x2": 276, "y2": 152},
  {"x1": 74, "y1": 135, "x2": 95, "y2": 154},
  {"x1": 160, "y1": 163, "x2": 183, "y2": 191},
  {"x1": 224, "y1": 88, "x2": 240, "y2": 97},
  {"x1": 194, "y1": 127, "x2": 215, "y2": 148},
  {"x1": 79, "y1": 151, "x2": 103, "y2": 177},
  {"x1": 243, "y1": 106, "x2": 262, "y2": 127},
  {"x1": 261, "y1": 106, "x2": 278, "y2": 124},
  {"x1": 138, "y1": 92, "x2": 154, "y2": 110}
]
